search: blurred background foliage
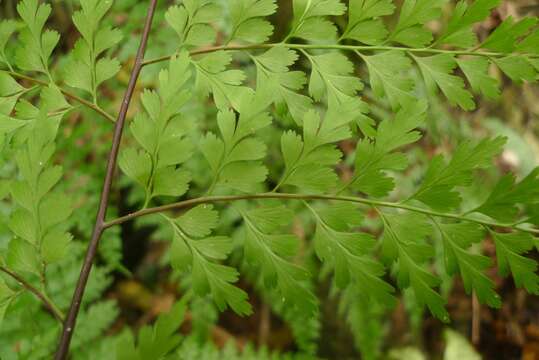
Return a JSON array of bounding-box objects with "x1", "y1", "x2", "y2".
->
[{"x1": 0, "y1": 0, "x2": 539, "y2": 359}]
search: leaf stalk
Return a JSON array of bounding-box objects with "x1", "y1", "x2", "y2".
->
[
  {"x1": 102, "y1": 192, "x2": 539, "y2": 236},
  {"x1": 142, "y1": 43, "x2": 539, "y2": 67},
  {"x1": 0, "y1": 266, "x2": 64, "y2": 323},
  {"x1": 5, "y1": 70, "x2": 116, "y2": 123}
]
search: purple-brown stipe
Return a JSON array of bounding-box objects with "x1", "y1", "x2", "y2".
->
[{"x1": 54, "y1": 0, "x2": 159, "y2": 358}]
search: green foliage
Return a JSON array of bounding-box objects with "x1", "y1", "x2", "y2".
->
[
  {"x1": 391, "y1": 0, "x2": 445, "y2": 47},
  {"x1": 474, "y1": 169, "x2": 539, "y2": 222},
  {"x1": 242, "y1": 205, "x2": 317, "y2": 312},
  {"x1": 339, "y1": 287, "x2": 386, "y2": 360},
  {"x1": 0, "y1": 278, "x2": 15, "y2": 325},
  {"x1": 120, "y1": 52, "x2": 193, "y2": 204},
  {"x1": 360, "y1": 50, "x2": 415, "y2": 110},
  {"x1": 228, "y1": 0, "x2": 277, "y2": 43},
  {"x1": 342, "y1": 0, "x2": 395, "y2": 45},
  {"x1": 168, "y1": 204, "x2": 252, "y2": 315},
  {"x1": 411, "y1": 137, "x2": 507, "y2": 211},
  {"x1": 116, "y1": 299, "x2": 186, "y2": 360},
  {"x1": 413, "y1": 54, "x2": 475, "y2": 110},
  {"x1": 491, "y1": 231, "x2": 539, "y2": 294},
  {"x1": 15, "y1": 0, "x2": 59, "y2": 78},
  {"x1": 380, "y1": 212, "x2": 449, "y2": 321},
  {"x1": 351, "y1": 101, "x2": 426, "y2": 197},
  {"x1": 0, "y1": 20, "x2": 19, "y2": 70},
  {"x1": 2, "y1": 87, "x2": 73, "y2": 278},
  {"x1": 278, "y1": 109, "x2": 353, "y2": 193},
  {"x1": 64, "y1": 0, "x2": 122, "y2": 102},
  {"x1": 436, "y1": 0, "x2": 500, "y2": 48},
  {"x1": 200, "y1": 96, "x2": 270, "y2": 192},
  {"x1": 194, "y1": 50, "x2": 253, "y2": 111},
  {"x1": 435, "y1": 222, "x2": 500, "y2": 307},
  {"x1": 310, "y1": 202, "x2": 395, "y2": 307},
  {"x1": 287, "y1": 0, "x2": 347, "y2": 42},
  {"x1": 305, "y1": 51, "x2": 366, "y2": 114},
  {"x1": 166, "y1": 0, "x2": 221, "y2": 47},
  {"x1": 118, "y1": 299, "x2": 308, "y2": 359},
  {"x1": 1, "y1": 0, "x2": 539, "y2": 358},
  {"x1": 252, "y1": 46, "x2": 311, "y2": 123}
]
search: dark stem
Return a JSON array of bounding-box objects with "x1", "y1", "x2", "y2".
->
[
  {"x1": 0, "y1": 266, "x2": 64, "y2": 322},
  {"x1": 54, "y1": 0, "x2": 159, "y2": 358}
]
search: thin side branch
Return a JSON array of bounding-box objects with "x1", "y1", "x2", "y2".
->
[
  {"x1": 5, "y1": 70, "x2": 116, "y2": 123},
  {"x1": 141, "y1": 43, "x2": 539, "y2": 67},
  {"x1": 102, "y1": 192, "x2": 539, "y2": 235},
  {"x1": 0, "y1": 266, "x2": 64, "y2": 323},
  {"x1": 54, "y1": 0, "x2": 159, "y2": 358}
]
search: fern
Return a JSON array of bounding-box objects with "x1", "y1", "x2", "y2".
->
[
  {"x1": 120, "y1": 52, "x2": 192, "y2": 206},
  {"x1": 64, "y1": 0, "x2": 122, "y2": 104},
  {"x1": 0, "y1": 0, "x2": 539, "y2": 358},
  {"x1": 116, "y1": 298, "x2": 308, "y2": 360},
  {"x1": 116, "y1": 299, "x2": 187, "y2": 360}
]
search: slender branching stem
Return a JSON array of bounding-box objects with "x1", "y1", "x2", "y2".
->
[
  {"x1": 0, "y1": 266, "x2": 64, "y2": 322},
  {"x1": 102, "y1": 192, "x2": 539, "y2": 235},
  {"x1": 54, "y1": 0, "x2": 159, "y2": 358},
  {"x1": 5, "y1": 70, "x2": 116, "y2": 123},
  {"x1": 142, "y1": 42, "x2": 539, "y2": 67},
  {"x1": 9, "y1": 42, "x2": 537, "y2": 123}
]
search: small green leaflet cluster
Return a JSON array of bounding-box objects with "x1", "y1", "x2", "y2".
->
[
  {"x1": 14, "y1": 0, "x2": 59, "y2": 79},
  {"x1": 304, "y1": 51, "x2": 367, "y2": 115},
  {"x1": 470, "y1": 170, "x2": 539, "y2": 296},
  {"x1": 278, "y1": 109, "x2": 354, "y2": 193},
  {"x1": 241, "y1": 205, "x2": 318, "y2": 313},
  {"x1": 120, "y1": 52, "x2": 193, "y2": 206},
  {"x1": 0, "y1": 86, "x2": 72, "y2": 324},
  {"x1": 118, "y1": 302, "x2": 307, "y2": 360},
  {"x1": 0, "y1": 279, "x2": 14, "y2": 327},
  {"x1": 473, "y1": 168, "x2": 539, "y2": 222},
  {"x1": 192, "y1": 50, "x2": 253, "y2": 111},
  {"x1": 168, "y1": 205, "x2": 251, "y2": 315},
  {"x1": 165, "y1": 0, "x2": 221, "y2": 47},
  {"x1": 252, "y1": 46, "x2": 311, "y2": 123},
  {"x1": 410, "y1": 136, "x2": 508, "y2": 212},
  {"x1": 64, "y1": 0, "x2": 122, "y2": 103},
  {"x1": 380, "y1": 213, "x2": 449, "y2": 320},
  {"x1": 342, "y1": 0, "x2": 395, "y2": 45},
  {"x1": 310, "y1": 202, "x2": 395, "y2": 308},
  {"x1": 0, "y1": 0, "x2": 121, "y2": 119},
  {"x1": 0, "y1": 20, "x2": 19, "y2": 71},
  {"x1": 436, "y1": 222, "x2": 500, "y2": 308},
  {"x1": 0, "y1": 84, "x2": 71, "y2": 136},
  {"x1": 227, "y1": 0, "x2": 277, "y2": 43},
  {"x1": 350, "y1": 101, "x2": 427, "y2": 197},
  {"x1": 200, "y1": 96, "x2": 270, "y2": 193},
  {"x1": 0, "y1": 72, "x2": 32, "y2": 116},
  {"x1": 287, "y1": 0, "x2": 347, "y2": 42},
  {"x1": 255, "y1": 42, "x2": 369, "y2": 127},
  {"x1": 116, "y1": 299, "x2": 186, "y2": 360}
]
